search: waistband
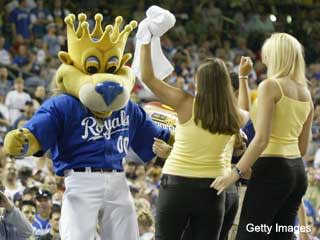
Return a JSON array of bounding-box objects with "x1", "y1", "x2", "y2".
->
[
  {"x1": 161, "y1": 174, "x2": 215, "y2": 188},
  {"x1": 256, "y1": 156, "x2": 303, "y2": 166}
]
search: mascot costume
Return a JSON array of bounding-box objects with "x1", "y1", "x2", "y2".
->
[{"x1": 4, "y1": 13, "x2": 172, "y2": 240}]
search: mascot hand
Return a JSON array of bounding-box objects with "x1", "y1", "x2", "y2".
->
[{"x1": 4, "y1": 128, "x2": 41, "y2": 157}]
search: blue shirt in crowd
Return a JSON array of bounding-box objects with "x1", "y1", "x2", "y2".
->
[
  {"x1": 9, "y1": 7, "x2": 31, "y2": 39},
  {"x1": 24, "y1": 94, "x2": 170, "y2": 176},
  {"x1": 32, "y1": 214, "x2": 50, "y2": 237}
]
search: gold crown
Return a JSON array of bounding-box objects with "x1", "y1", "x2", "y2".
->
[{"x1": 64, "y1": 13, "x2": 137, "y2": 65}]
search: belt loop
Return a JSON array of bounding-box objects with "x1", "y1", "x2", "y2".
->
[{"x1": 85, "y1": 167, "x2": 91, "y2": 173}]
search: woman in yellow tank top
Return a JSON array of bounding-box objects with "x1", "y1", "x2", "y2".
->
[
  {"x1": 140, "y1": 43, "x2": 252, "y2": 240},
  {"x1": 213, "y1": 33, "x2": 314, "y2": 240}
]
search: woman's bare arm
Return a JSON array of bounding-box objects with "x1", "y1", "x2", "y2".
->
[
  {"x1": 299, "y1": 100, "x2": 314, "y2": 156},
  {"x1": 140, "y1": 43, "x2": 190, "y2": 111},
  {"x1": 236, "y1": 80, "x2": 278, "y2": 173},
  {"x1": 238, "y1": 57, "x2": 252, "y2": 111}
]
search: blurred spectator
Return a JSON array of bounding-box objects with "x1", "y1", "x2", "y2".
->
[
  {"x1": 200, "y1": 1, "x2": 223, "y2": 34},
  {"x1": 13, "y1": 100, "x2": 35, "y2": 129},
  {"x1": 43, "y1": 23, "x2": 60, "y2": 57},
  {"x1": 12, "y1": 44, "x2": 30, "y2": 69},
  {"x1": 135, "y1": 164, "x2": 147, "y2": 183},
  {"x1": 51, "y1": 0, "x2": 70, "y2": 30},
  {"x1": 33, "y1": 189, "x2": 52, "y2": 237},
  {"x1": 30, "y1": 0, "x2": 53, "y2": 38},
  {"x1": 232, "y1": 37, "x2": 256, "y2": 60},
  {"x1": 11, "y1": 34, "x2": 25, "y2": 56},
  {"x1": 20, "y1": 200, "x2": 37, "y2": 224},
  {"x1": 124, "y1": 160, "x2": 137, "y2": 181},
  {"x1": 146, "y1": 166, "x2": 161, "y2": 190},
  {"x1": 22, "y1": 186, "x2": 39, "y2": 202},
  {"x1": 33, "y1": 38, "x2": 46, "y2": 65},
  {"x1": 42, "y1": 175, "x2": 57, "y2": 195},
  {"x1": 0, "y1": 66, "x2": 13, "y2": 94},
  {"x1": 0, "y1": 187, "x2": 34, "y2": 240},
  {"x1": 38, "y1": 204, "x2": 61, "y2": 240},
  {"x1": 9, "y1": 0, "x2": 31, "y2": 40},
  {"x1": 17, "y1": 166, "x2": 34, "y2": 187},
  {"x1": 33, "y1": 85, "x2": 46, "y2": 105},
  {"x1": 3, "y1": 160, "x2": 24, "y2": 201},
  {"x1": 5, "y1": 77, "x2": 31, "y2": 124},
  {"x1": 138, "y1": 210, "x2": 154, "y2": 240},
  {"x1": 0, "y1": 36, "x2": 11, "y2": 65}
]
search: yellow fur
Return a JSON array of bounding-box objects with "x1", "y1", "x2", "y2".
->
[
  {"x1": 4, "y1": 13, "x2": 138, "y2": 157},
  {"x1": 4, "y1": 128, "x2": 41, "y2": 156}
]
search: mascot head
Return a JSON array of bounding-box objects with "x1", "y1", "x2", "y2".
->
[{"x1": 55, "y1": 13, "x2": 137, "y2": 118}]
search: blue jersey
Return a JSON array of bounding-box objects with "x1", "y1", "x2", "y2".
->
[
  {"x1": 32, "y1": 214, "x2": 50, "y2": 237},
  {"x1": 231, "y1": 120, "x2": 255, "y2": 164},
  {"x1": 24, "y1": 94, "x2": 170, "y2": 176}
]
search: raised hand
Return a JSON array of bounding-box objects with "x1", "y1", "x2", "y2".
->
[
  {"x1": 239, "y1": 56, "x2": 253, "y2": 77},
  {"x1": 0, "y1": 191, "x2": 14, "y2": 211}
]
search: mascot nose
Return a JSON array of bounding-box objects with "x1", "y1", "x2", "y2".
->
[{"x1": 95, "y1": 82, "x2": 124, "y2": 106}]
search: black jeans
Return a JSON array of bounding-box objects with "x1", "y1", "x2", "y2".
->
[
  {"x1": 236, "y1": 157, "x2": 308, "y2": 240},
  {"x1": 155, "y1": 174, "x2": 225, "y2": 240}
]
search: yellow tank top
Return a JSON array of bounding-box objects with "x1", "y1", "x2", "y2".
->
[
  {"x1": 251, "y1": 80, "x2": 311, "y2": 157},
  {"x1": 162, "y1": 105, "x2": 235, "y2": 178}
]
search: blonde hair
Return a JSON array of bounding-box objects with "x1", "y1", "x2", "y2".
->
[
  {"x1": 262, "y1": 33, "x2": 307, "y2": 86},
  {"x1": 137, "y1": 210, "x2": 154, "y2": 228}
]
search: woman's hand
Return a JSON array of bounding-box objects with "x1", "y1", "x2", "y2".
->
[
  {"x1": 239, "y1": 56, "x2": 253, "y2": 76},
  {"x1": 210, "y1": 170, "x2": 239, "y2": 195},
  {"x1": 152, "y1": 138, "x2": 172, "y2": 159}
]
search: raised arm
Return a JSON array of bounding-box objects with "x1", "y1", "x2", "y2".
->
[
  {"x1": 235, "y1": 80, "x2": 277, "y2": 172},
  {"x1": 237, "y1": 56, "x2": 252, "y2": 127},
  {"x1": 140, "y1": 43, "x2": 190, "y2": 111},
  {"x1": 1, "y1": 192, "x2": 34, "y2": 239},
  {"x1": 237, "y1": 56, "x2": 252, "y2": 111}
]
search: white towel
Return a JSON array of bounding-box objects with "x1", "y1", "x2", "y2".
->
[{"x1": 132, "y1": 5, "x2": 176, "y2": 81}]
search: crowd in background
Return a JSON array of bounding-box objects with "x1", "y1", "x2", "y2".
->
[{"x1": 0, "y1": 0, "x2": 320, "y2": 239}]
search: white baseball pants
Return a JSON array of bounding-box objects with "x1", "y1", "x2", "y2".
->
[{"x1": 60, "y1": 170, "x2": 139, "y2": 240}]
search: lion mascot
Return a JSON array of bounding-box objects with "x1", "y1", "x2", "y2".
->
[{"x1": 4, "y1": 13, "x2": 172, "y2": 240}]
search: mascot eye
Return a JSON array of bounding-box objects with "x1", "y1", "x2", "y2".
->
[
  {"x1": 85, "y1": 56, "x2": 100, "y2": 74},
  {"x1": 106, "y1": 56, "x2": 119, "y2": 74}
]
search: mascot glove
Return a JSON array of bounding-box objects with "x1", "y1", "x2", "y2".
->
[{"x1": 4, "y1": 128, "x2": 41, "y2": 157}]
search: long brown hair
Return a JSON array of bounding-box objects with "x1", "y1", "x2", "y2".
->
[{"x1": 194, "y1": 58, "x2": 241, "y2": 135}]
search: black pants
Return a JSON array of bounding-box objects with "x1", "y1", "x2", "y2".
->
[
  {"x1": 155, "y1": 174, "x2": 225, "y2": 240},
  {"x1": 236, "y1": 157, "x2": 308, "y2": 240},
  {"x1": 180, "y1": 184, "x2": 239, "y2": 240}
]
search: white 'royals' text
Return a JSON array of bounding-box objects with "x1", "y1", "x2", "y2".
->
[{"x1": 81, "y1": 110, "x2": 129, "y2": 141}]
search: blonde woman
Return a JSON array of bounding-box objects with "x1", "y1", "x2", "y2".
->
[
  {"x1": 213, "y1": 33, "x2": 314, "y2": 240},
  {"x1": 140, "y1": 43, "x2": 252, "y2": 240}
]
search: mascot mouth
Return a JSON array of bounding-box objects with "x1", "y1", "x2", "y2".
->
[
  {"x1": 79, "y1": 83, "x2": 129, "y2": 113},
  {"x1": 91, "y1": 110, "x2": 112, "y2": 118}
]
